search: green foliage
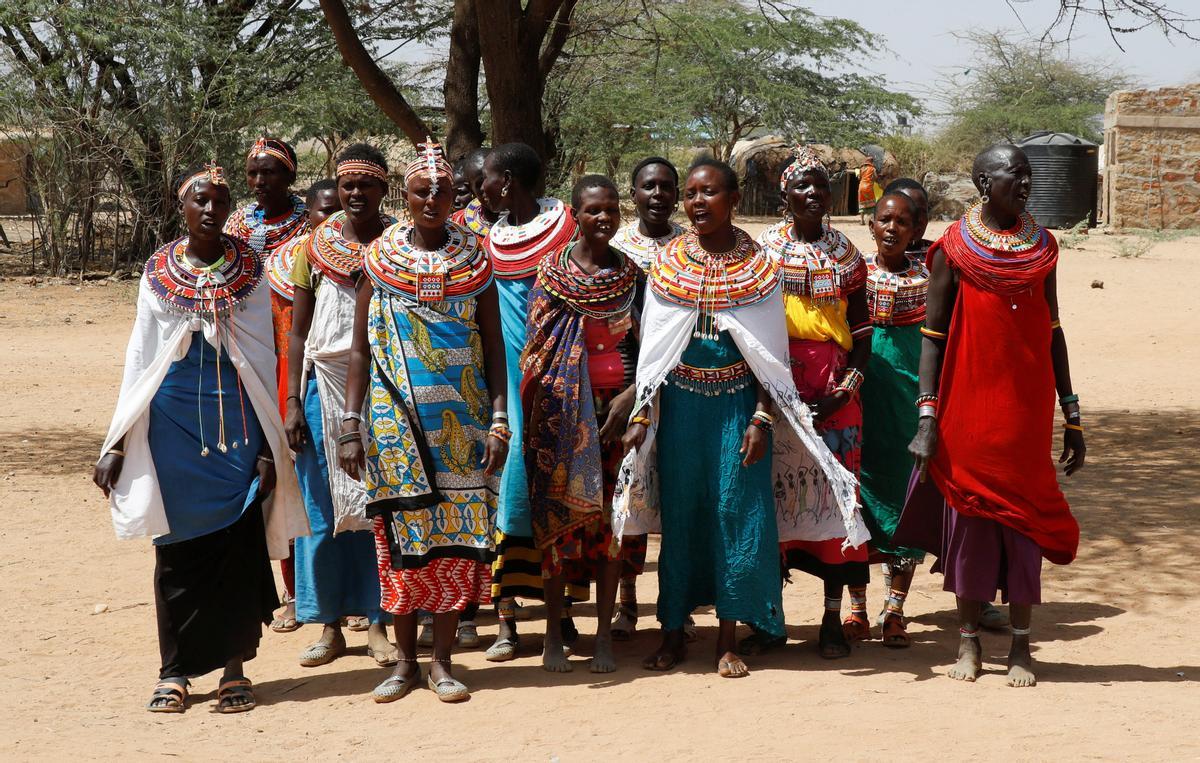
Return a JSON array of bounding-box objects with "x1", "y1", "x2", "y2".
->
[{"x1": 939, "y1": 31, "x2": 1134, "y2": 150}]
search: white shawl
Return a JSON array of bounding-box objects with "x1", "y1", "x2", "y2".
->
[
  {"x1": 100, "y1": 275, "x2": 308, "y2": 558},
  {"x1": 612, "y1": 283, "x2": 869, "y2": 550},
  {"x1": 302, "y1": 277, "x2": 370, "y2": 533}
]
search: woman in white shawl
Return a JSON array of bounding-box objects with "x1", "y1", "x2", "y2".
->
[
  {"x1": 93, "y1": 165, "x2": 306, "y2": 714},
  {"x1": 618, "y1": 159, "x2": 860, "y2": 679},
  {"x1": 283, "y1": 144, "x2": 397, "y2": 669}
]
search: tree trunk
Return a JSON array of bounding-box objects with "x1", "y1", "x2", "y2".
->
[
  {"x1": 443, "y1": 0, "x2": 485, "y2": 158},
  {"x1": 319, "y1": 0, "x2": 433, "y2": 145},
  {"x1": 475, "y1": 2, "x2": 548, "y2": 159}
]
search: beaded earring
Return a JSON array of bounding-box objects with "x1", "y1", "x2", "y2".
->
[{"x1": 980, "y1": 179, "x2": 991, "y2": 205}]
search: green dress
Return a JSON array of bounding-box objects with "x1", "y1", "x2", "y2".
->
[
  {"x1": 656, "y1": 331, "x2": 784, "y2": 637},
  {"x1": 859, "y1": 322, "x2": 926, "y2": 560}
]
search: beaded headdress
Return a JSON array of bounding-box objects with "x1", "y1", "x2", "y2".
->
[
  {"x1": 404, "y1": 136, "x2": 454, "y2": 193},
  {"x1": 779, "y1": 144, "x2": 827, "y2": 191},
  {"x1": 336, "y1": 157, "x2": 388, "y2": 181},
  {"x1": 247, "y1": 137, "x2": 296, "y2": 172},
  {"x1": 177, "y1": 163, "x2": 228, "y2": 201}
]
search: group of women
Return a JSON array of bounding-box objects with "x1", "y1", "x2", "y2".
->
[{"x1": 95, "y1": 134, "x2": 1086, "y2": 713}]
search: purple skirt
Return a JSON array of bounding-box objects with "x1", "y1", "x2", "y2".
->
[{"x1": 896, "y1": 470, "x2": 1042, "y2": 605}]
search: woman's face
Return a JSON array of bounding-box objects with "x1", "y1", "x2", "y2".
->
[
  {"x1": 574, "y1": 185, "x2": 621, "y2": 249},
  {"x1": 683, "y1": 166, "x2": 738, "y2": 236},
  {"x1": 337, "y1": 174, "x2": 386, "y2": 225},
  {"x1": 480, "y1": 155, "x2": 509, "y2": 213},
  {"x1": 245, "y1": 154, "x2": 294, "y2": 208},
  {"x1": 979, "y1": 148, "x2": 1032, "y2": 219},
  {"x1": 406, "y1": 174, "x2": 454, "y2": 229},
  {"x1": 870, "y1": 196, "x2": 915, "y2": 258},
  {"x1": 181, "y1": 180, "x2": 231, "y2": 241},
  {"x1": 783, "y1": 169, "x2": 831, "y2": 224},
  {"x1": 631, "y1": 163, "x2": 678, "y2": 228}
]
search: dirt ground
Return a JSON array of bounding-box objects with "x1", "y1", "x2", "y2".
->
[{"x1": 0, "y1": 218, "x2": 1197, "y2": 760}]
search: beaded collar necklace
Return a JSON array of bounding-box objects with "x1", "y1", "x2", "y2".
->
[
  {"x1": 146, "y1": 235, "x2": 262, "y2": 315},
  {"x1": 308, "y1": 210, "x2": 396, "y2": 288},
  {"x1": 459, "y1": 198, "x2": 493, "y2": 238},
  {"x1": 651, "y1": 228, "x2": 779, "y2": 339},
  {"x1": 963, "y1": 202, "x2": 1040, "y2": 253},
  {"x1": 758, "y1": 219, "x2": 864, "y2": 304},
  {"x1": 610, "y1": 220, "x2": 684, "y2": 270},
  {"x1": 229, "y1": 195, "x2": 307, "y2": 255},
  {"x1": 363, "y1": 219, "x2": 492, "y2": 303},
  {"x1": 267, "y1": 233, "x2": 308, "y2": 301},
  {"x1": 486, "y1": 198, "x2": 577, "y2": 279},
  {"x1": 865, "y1": 252, "x2": 929, "y2": 326},
  {"x1": 538, "y1": 241, "x2": 638, "y2": 320}
]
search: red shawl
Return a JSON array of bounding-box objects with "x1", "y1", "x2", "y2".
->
[{"x1": 927, "y1": 221, "x2": 1078, "y2": 564}]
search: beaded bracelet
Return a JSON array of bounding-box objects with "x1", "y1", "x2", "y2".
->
[
  {"x1": 748, "y1": 417, "x2": 773, "y2": 433},
  {"x1": 488, "y1": 425, "x2": 512, "y2": 444},
  {"x1": 752, "y1": 411, "x2": 775, "y2": 425},
  {"x1": 915, "y1": 393, "x2": 939, "y2": 406},
  {"x1": 1059, "y1": 393, "x2": 1079, "y2": 406}
]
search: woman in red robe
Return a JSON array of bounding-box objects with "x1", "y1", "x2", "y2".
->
[{"x1": 901, "y1": 144, "x2": 1086, "y2": 688}]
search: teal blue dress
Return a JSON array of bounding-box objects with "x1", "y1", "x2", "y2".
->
[{"x1": 655, "y1": 331, "x2": 784, "y2": 637}]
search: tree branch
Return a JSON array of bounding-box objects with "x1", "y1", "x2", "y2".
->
[{"x1": 539, "y1": 0, "x2": 578, "y2": 78}]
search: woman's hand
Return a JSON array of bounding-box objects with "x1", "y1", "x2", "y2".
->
[
  {"x1": 337, "y1": 425, "x2": 366, "y2": 480},
  {"x1": 93, "y1": 453, "x2": 124, "y2": 498},
  {"x1": 812, "y1": 390, "x2": 849, "y2": 423},
  {"x1": 740, "y1": 424, "x2": 768, "y2": 467},
  {"x1": 599, "y1": 387, "x2": 637, "y2": 446},
  {"x1": 481, "y1": 434, "x2": 508, "y2": 476},
  {"x1": 907, "y1": 417, "x2": 939, "y2": 481},
  {"x1": 256, "y1": 454, "x2": 277, "y2": 497},
  {"x1": 1060, "y1": 428, "x2": 1086, "y2": 476},
  {"x1": 284, "y1": 396, "x2": 308, "y2": 453},
  {"x1": 622, "y1": 422, "x2": 647, "y2": 455}
]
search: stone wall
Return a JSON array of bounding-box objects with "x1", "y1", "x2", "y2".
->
[
  {"x1": 0, "y1": 139, "x2": 30, "y2": 215},
  {"x1": 1102, "y1": 84, "x2": 1200, "y2": 230}
]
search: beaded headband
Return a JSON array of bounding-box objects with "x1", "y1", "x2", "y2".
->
[
  {"x1": 404, "y1": 136, "x2": 453, "y2": 192},
  {"x1": 336, "y1": 158, "x2": 388, "y2": 181},
  {"x1": 247, "y1": 137, "x2": 296, "y2": 172},
  {"x1": 780, "y1": 144, "x2": 827, "y2": 191},
  {"x1": 177, "y1": 164, "x2": 228, "y2": 201}
]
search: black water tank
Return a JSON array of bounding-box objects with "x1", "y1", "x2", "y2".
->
[{"x1": 1016, "y1": 131, "x2": 1099, "y2": 229}]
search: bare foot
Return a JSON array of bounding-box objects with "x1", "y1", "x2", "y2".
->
[
  {"x1": 642, "y1": 630, "x2": 687, "y2": 671},
  {"x1": 717, "y1": 651, "x2": 749, "y2": 678},
  {"x1": 818, "y1": 612, "x2": 850, "y2": 659},
  {"x1": 590, "y1": 633, "x2": 617, "y2": 674},
  {"x1": 366, "y1": 622, "x2": 398, "y2": 666},
  {"x1": 542, "y1": 636, "x2": 573, "y2": 673},
  {"x1": 1007, "y1": 635, "x2": 1037, "y2": 687},
  {"x1": 947, "y1": 632, "x2": 982, "y2": 682}
]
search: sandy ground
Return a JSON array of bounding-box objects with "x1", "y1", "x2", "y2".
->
[{"x1": 0, "y1": 217, "x2": 1197, "y2": 760}]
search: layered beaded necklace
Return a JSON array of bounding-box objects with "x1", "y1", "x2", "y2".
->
[
  {"x1": 364, "y1": 219, "x2": 492, "y2": 303},
  {"x1": 226, "y1": 195, "x2": 308, "y2": 255},
  {"x1": 538, "y1": 241, "x2": 638, "y2": 320},
  {"x1": 610, "y1": 220, "x2": 684, "y2": 270},
  {"x1": 963, "y1": 202, "x2": 1040, "y2": 253},
  {"x1": 267, "y1": 233, "x2": 307, "y2": 301},
  {"x1": 486, "y1": 198, "x2": 577, "y2": 279},
  {"x1": 308, "y1": 210, "x2": 397, "y2": 287},
  {"x1": 865, "y1": 252, "x2": 929, "y2": 326},
  {"x1": 758, "y1": 220, "x2": 865, "y2": 304},
  {"x1": 145, "y1": 235, "x2": 263, "y2": 456},
  {"x1": 651, "y1": 228, "x2": 779, "y2": 340},
  {"x1": 458, "y1": 198, "x2": 493, "y2": 238}
]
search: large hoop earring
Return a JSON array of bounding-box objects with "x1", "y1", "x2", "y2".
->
[
  {"x1": 980, "y1": 181, "x2": 991, "y2": 205},
  {"x1": 501, "y1": 185, "x2": 509, "y2": 198},
  {"x1": 981, "y1": 193, "x2": 991, "y2": 204}
]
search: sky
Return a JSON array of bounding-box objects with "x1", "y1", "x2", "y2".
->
[{"x1": 801, "y1": 0, "x2": 1200, "y2": 125}]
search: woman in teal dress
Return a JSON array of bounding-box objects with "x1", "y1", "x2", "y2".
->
[
  {"x1": 619, "y1": 158, "x2": 858, "y2": 678},
  {"x1": 859, "y1": 192, "x2": 929, "y2": 646}
]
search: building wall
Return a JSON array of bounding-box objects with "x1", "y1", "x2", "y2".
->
[
  {"x1": 0, "y1": 139, "x2": 30, "y2": 215},
  {"x1": 1103, "y1": 84, "x2": 1200, "y2": 230}
]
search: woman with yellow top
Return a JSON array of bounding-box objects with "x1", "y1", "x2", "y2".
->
[{"x1": 755, "y1": 145, "x2": 872, "y2": 661}]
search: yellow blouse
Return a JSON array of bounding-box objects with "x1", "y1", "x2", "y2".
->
[
  {"x1": 289, "y1": 246, "x2": 313, "y2": 290},
  {"x1": 783, "y1": 293, "x2": 852, "y2": 350}
]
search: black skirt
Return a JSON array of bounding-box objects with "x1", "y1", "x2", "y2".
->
[{"x1": 154, "y1": 500, "x2": 277, "y2": 679}]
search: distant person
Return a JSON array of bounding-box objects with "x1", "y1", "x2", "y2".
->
[
  {"x1": 450, "y1": 146, "x2": 500, "y2": 239},
  {"x1": 284, "y1": 144, "x2": 397, "y2": 671},
  {"x1": 858, "y1": 192, "x2": 928, "y2": 647},
  {"x1": 95, "y1": 164, "x2": 307, "y2": 714},
  {"x1": 452, "y1": 156, "x2": 473, "y2": 212},
  {"x1": 338, "y1": 139, "x2": 506, "y2": 703},
  {"x1": 900, "y1": 143, "x2": 1086, "y2": 687},
  {"x1": 858, "y1": 157, "x2": 881, "y2": 225}
]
